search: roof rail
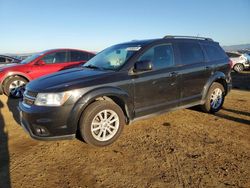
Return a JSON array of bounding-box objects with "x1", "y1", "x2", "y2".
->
[{"x1": 163, "y1": 35, "x2": 213, "y2": 41}]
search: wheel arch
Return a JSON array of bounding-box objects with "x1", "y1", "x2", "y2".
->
[
  {"x1": 1, "y1": 72, "x2": 30, "y2": 94},
  {"x1": 201, "y1": 71, "x2": 228, "y2": 103},
  {"x1": 68, "y1": 86, "x2": 134, "y2": 134}
]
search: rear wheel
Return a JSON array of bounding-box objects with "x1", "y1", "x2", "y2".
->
[
  {"x1": 4, "y1": 76, "x2": 27, "y2": 98},
  {"x1": 201, "y1": 82, "x2": 225, "y2": 113},
  {"x1": 233, "y1": 63, "x2": 244, "y2": 73},
  {"x1": 79, "y1": 100, "x2": 125, "y2": 147}
]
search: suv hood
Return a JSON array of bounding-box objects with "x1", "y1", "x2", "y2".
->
[{"x1": 27, "y1": 67, "x2": 115, "y2": 92}]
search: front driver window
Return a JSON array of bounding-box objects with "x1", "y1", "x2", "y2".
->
[
  {"x1": 42, "y1": 51, "x2": 67, "y2": 64},
  {"x1": 138, "y1": 44, "x2": 174, "y2": 69}
]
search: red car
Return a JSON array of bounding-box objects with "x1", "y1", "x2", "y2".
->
[{"x1": 0, "y1": 49, "x2": 95, "y2": 97}]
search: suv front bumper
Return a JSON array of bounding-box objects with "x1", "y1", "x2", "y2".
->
[{"x1": 18, "y1": 101, "x2": 76, "y2": 140}]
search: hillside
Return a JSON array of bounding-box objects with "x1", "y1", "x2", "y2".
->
[{"x1": 223, "y1": 44, "x2": 250, "y2": 51}]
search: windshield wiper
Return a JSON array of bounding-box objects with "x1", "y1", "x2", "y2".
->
[{"x1": 83, "y1": 65, "x2": 101, "y2": 70}]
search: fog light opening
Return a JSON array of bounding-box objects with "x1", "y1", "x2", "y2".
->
[{"x1": 35, "y1": 126, "x2": 49, "y2": 136}]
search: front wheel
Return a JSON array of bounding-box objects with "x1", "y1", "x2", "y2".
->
[
  {"x1": 4, "y1": 76, "x2": 27, "y2": 98},
  {"x1": 79, "y1": 100, "x2": 125, "y2": 147},
  {"x1": 201, "y1": 82, "x2": 225, "y2": 113}
]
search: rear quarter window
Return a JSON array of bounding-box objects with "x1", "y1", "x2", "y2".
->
[
  {"x1": 177, "y1": 42, "x2": 204, "y2": 65},
  {"x1": 204, "y1": 44, "x2": 227, "y2": 61}
]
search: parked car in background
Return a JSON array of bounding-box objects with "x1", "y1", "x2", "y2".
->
[
  {"x1": 19, "y1": 36, "x2": 232, "y2": 146},
  {"x1": 0, "y1": 49, "x2": 95, "y2": 97},
  {"x1": 0, "y1": 55, "x2": 21, "y2": 67},
  {"x1": 226, "y1": 52, "x2": 249, "y2": 72},
  {"x1": 242, "y1": 52, "x2": 250, "y2": 63},
  {"x1": 19, "y1": 55, "x2": 32, "y2": 60}
]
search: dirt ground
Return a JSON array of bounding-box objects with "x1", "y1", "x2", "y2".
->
[{"x1": 0, "y1": 72, "x2": 250, "y2": 188}]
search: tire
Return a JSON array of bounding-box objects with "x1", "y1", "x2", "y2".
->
[
  {"x1": 4, "y1": 76, "x2": 27, "y2": 98},
  {"x1": 201, "y1": 82, "x2": 225, "y2": 113},
  {"x1": 233, "y1": 63, "x2": 244, "y2": 73},
  {"x1": 79, "y1": 100, "x2": 125, "y2": 147}
]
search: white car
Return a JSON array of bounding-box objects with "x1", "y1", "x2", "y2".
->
[
  {"x1": 226, "y1": 52, "x2": 249, "y2": 72},
  {"x1": 242, "y1": 52, "x2": 250, "y2": 63}
]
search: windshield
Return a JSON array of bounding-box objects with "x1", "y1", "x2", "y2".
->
[
  {"x1": 83, "y1": 44, "x2": 141, "y2": 70},
  {"x1": 20, "y1": 53, "x2": 42, "y2": 64}
]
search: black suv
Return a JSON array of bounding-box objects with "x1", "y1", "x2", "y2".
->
[{"x1": 19, "y1": 36, "x2": 232, "y2": 146}]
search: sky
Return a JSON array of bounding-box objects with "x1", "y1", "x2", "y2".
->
[{"x1": 0, "y1": 0, "x2": 249, "y2": 53}]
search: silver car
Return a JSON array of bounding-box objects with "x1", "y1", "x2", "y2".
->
[
  {"x1": 226, "y1": 52, "x2": 249, "y2": 72},
  {"x1": 242, "y1": 52, "x2": 250, "y2": 63}
]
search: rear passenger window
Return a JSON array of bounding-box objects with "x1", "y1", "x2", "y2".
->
[
  {"x1": 138, "y1": 44, "x2": 174, "y2": 69},
  {"x1": 204, "y1": 45, "x2": 227, "y2": 61},
  {"x1": 71, "y1": 51, "x2": 89, "y2": 61},
  {"x1": 178, "y1": 42, "x2": 204, "y2": 65}
]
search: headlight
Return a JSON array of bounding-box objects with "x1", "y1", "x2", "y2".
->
[{"x1": 34, "y1": 91, "x2": 71, "y2": 106}]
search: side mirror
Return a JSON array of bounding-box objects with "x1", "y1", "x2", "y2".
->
[
  {"x1": 35, "y1": 60, "x2": 46, "y2": 65},
  {"x1": 134, "y1": 60, "x2": 153, "y2": 72}
]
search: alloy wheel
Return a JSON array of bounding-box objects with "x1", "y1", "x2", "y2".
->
[
  {"x1": 9, "y1": 80, "x2": 26, "y2": 97},
  {"x1": 91, "y1": 109, "x2": 120, "y2": 142},
  {"x1": 234, "y1": 64, "x2": 244, "y2": 72},
  {"x1": 210, "y1": 88, "x2": 223, "y2": 110}
]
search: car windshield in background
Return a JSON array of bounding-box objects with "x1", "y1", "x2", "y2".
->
[
  {"x1": 20, "y1": 53, "x2": 42, "y2": 64},
  {"x1": 83, "y1": 44, "x2": 141, "y2": 70}
]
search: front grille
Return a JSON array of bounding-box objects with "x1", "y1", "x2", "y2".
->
[{"x1": 23, "y1": 90, "x2": 37, "y2": 106}]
